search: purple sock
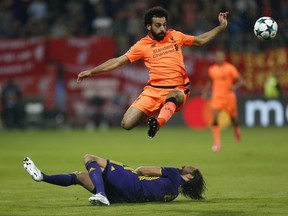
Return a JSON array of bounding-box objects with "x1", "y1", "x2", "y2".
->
[
  {"x1": 43, "y1": 173, "x2": 77, "y2": 186},
  {"x1": 85, "y1": 161, "x2": 106, "y2": 196}
]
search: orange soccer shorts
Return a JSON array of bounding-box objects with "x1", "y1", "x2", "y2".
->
[
  {"x1": 210, "y1": 94, "x2": 238, "y2": 118},
  {"x1": 131, "y1": 85, "x2": 190, "y2": 117}
]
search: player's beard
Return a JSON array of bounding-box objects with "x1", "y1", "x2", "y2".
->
[{"x1": 151, "y1": 30, "x2": 166, "y2": 41}]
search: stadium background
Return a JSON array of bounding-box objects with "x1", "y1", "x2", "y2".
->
[
  {"x1": 1, "y1": 0, "x2": 288, "y2": 129},
  {"x1": 1, "y1": 1, "x2": 288, "y2": 215}
]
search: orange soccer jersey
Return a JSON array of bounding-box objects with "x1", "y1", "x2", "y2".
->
[
  {"x1": 208, "y1": 62, "x2": 239, "y2": 117},
  {"x1": 125, "y1": 29, "x2": 194, "y2": 86},
  {"x1": 124, "y1": 29, "x2": 194, "y2": 116}
]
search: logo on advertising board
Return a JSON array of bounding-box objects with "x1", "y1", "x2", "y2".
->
[{"x1": 244, "y1": 99, "x2": 288, "y2": 127}]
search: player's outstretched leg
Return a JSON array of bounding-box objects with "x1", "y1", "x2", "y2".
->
[
  {"x1": 85, "y1": 158, "x2": 110, "y2": 206},
  {"x1": 89, "y1": 193, "x2": 110, "y2": 206},
  {"x1": 212, "y1": 144, "x2": 221, "y2": 152},
  {"x1": 211, "y1": 125, "x2": 221, "y2": 152},
  {"x1": 23, "y1": 157, "x2": 43, "y2": 181},
  {"x1": 147, "y1": 117, "x2": 159, "y2": 138},
  {"x1": 234, "y1": 126, "x2": 241, "y2": 143}
]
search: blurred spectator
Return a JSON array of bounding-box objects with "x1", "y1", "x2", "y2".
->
[
  {"x1": 86, "y1": 95, "x2": 105, "y2": 127},
  {"x1": 26, "y1": 0, "x2": 48, "y2": 21},
  {"x1": 0, "y1": 0, "x2": 287, "y2": 52},
  {"x1": 0, "y1": 9, "x2": 21, "y2": 37},
  {"x1": 103, "y1": 93, "x2": 127, "y2": 127},
  {"x1": 91, "y1": 2, "x2": 114, "y2": 36},
  {"x1": 264, "y1": 73, "x2": 282, "y2": 99},
  {"x1": 49, "y1": 15, "x2": 69, "y2": 38},
  {"x1": 1, "y1": 80, "x2": 24, "y2": 129}
]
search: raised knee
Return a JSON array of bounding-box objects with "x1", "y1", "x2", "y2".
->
[
  {"x1": 73, "y1": 171, "x2": 87, "y2": 184},
  {"x1": 121, "y1": 120, "x2": 133, "y2": 130},
  {"x1": 74, "y1": 171, "x2": 84, "y2": 178},
  {"x1": 83, "y1": 154, "x2": 93, "y2": 164},
  {"x1": 165, "y1": 97, "x2": 178, "y2": 106}
]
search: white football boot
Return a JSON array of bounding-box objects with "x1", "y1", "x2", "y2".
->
[
  {"x1": 23, "y1": 157, "x2": 43, "y2": 181},
  {"x1": 88, "y1": 193, "x2": 110, "y2": 206}
]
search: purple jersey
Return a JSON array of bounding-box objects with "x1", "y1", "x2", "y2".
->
[{"x1": 102, "y1": 160, "x2": 185, "y2": 203}]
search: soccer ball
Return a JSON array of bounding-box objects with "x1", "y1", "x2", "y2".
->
[{"x1": 254, "y1": 17, "x2": 278, "y2": 41}]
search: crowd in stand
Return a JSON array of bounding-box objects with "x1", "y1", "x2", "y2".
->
[{"x1": 1, "y1": 0, "x2": 288, "y2": 53}]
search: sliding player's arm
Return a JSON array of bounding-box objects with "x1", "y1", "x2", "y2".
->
[{"x1": 135, "y1": 166, "x2": 162, "y2": 177}]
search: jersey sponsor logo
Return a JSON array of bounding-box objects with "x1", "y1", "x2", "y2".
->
[
  {"x1": 174, "y1": 44, "x2": 179, "y2": 51},
  {"x1": 138, "y1": 176, "x2": 160, "y2": 180},
  {"x1": 111, "y1": 166, "x2": 115, "y2": 171},
  {"x1": 152, "y1": 44, "x2": 176, "y2": 58}
]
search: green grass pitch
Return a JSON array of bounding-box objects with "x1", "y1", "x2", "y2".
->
[{"x1": 0, "y1": 126, "x2": 287, "y2": 216}]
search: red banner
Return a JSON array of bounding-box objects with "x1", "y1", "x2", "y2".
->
[
  {"x1": 0, "y1": 38, "x2": 47, "y2": 95},
  {"x1": 0, "y1": 38, "x2": 46, "y2": 76},
  {"x1": 47, "y1": 37, "x2": 117, "y2": 75}
]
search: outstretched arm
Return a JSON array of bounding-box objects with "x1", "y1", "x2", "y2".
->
[
  {"x1": 232, "y1": 74, "x2": 245, "y2": 91},
  {"x1": 77, "y1": 54, "x2": 130, "y2": 83},
  {"x1": 135, "y1": 166, "x2": 162, "y2": 177},
  {"x1": 194, "y1": 12, "x2": 228, "y2": 46}
]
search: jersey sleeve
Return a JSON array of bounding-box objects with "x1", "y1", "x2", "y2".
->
[
  {"x1": 229, "y1": 64, "x2": 239, "y2": 78},
  {"x1": 208, "y1": 64, "x2": 214, "y2": 78},
  {"x1": 161, "y1": 167, "x2": 183, "y2": 186},
  {"x1": 175, "y1": 31, "x2": 195, "y2": 46},
  {"x1": 125, "y1": 42, "x2": 144, "y2": 63},
  {"x1": 161, "y1": 167, "x2": 179, "y2": 178}
]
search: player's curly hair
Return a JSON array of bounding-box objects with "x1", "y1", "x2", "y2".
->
[
  {"x1": 181, "y1": 169, "x2": 206, "y2": 200},
  {"x1": 143, "y1": 6, "x2": 168, "y2": 27}
]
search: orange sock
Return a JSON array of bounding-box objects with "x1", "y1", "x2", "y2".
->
[
  {"x1": 234, "y1": 126, "x2": 240, "y2": 134},
  {"x1": 212, "y1": 125, "x2": 221, "y2": 145},
  {"x1": 157, "y1": 102, "x2": 177, "y2": 127},
  {"x1": 233, "y1": 125, "x2": 241, "y2": 142}
]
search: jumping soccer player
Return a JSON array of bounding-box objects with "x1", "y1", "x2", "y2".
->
[
  {"x1": 203, "y1": 50, "x2": 245, "y2": 152},
  {"x1": 77, "y1": 6, "x2": 229, "y2": 138},
  {"x1": 23, "y1": 155, "x2": 206, "y2": 206}
]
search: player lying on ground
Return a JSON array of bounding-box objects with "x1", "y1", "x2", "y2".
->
[
  {"x1": 23, "y1": 154, "x2": 206, "y2": 206},
  {"x1": 77, "y1": 6, "x2": 229, "y2": 138}
]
